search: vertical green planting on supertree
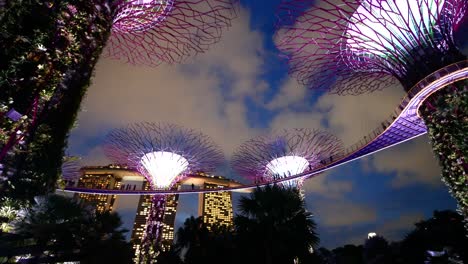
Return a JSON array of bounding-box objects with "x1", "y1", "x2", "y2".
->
[
  {"x1": 0, "y1": 0, "x2": 112, "y2": 200},
  {"x1": 420, "y1": 84, "x2": 468, "y2": 228}
]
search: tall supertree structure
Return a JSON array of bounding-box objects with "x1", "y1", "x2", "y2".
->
[
  {"x1": 276, "y1": 0, "x2": 468, "y2": 222},
  {"x1": 103, "y1": 122, "x2": 224, "y2": 263},
  {"x1": 231, "y1": 129, "x2": 344, "y2": 189},
  {"x1": 0, "y1": 0, "x2": 237, "y2": 200}
]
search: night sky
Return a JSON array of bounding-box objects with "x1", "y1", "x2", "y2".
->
[{"x1": 67, "y1": 0, "x2": 467, "y2": 249}]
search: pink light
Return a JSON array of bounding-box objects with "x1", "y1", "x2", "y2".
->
[{"x1": 113, "y1": 0, "x2": 174, "y2": 32}]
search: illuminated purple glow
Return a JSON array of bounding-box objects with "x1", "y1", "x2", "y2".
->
[
  {"x1": 104, "y1": 122, "x2": 224, "y2": 189},
  {"x1": 266, "y1": 155, "x2": 309, "y2": 176},
  {"x1": 61, "y1": 158, "x2": 81, "y2": 181},
  {"x1": 266, "y1": 155, "x2": 309, "y2": 188},
  {"x1": 276, "y1": 0, "x2": 467, "y2": 94},
  {"x1": 113, "y1": 0, "x2": 174, "y2": 32},
  {"x1": 345, "y1": 0, "x2": 445, "y2": 59},
  {"x1": 103, "y1": 122, "x2": 223, "y2": 258},
  {"x1": 105, "y1": 0, "x2": 238, "y2": 66},
  {"x1": 232, "y1": 129, "x2": 344, "y2": 187}
]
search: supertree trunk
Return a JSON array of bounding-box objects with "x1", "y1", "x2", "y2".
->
[
  {"x1": 420, "y1": 81, "x2": 468, "y2": 228},
  {"x1": 138, "y1": 194, "x2": 167, "y2": 264},
  {"x1": 0, "y1": 0, "x2": 113, "y2": 200}
]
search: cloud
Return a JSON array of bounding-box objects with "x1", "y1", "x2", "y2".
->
[
  {"x1": 314, "y1": 85, "x2": 404, "y2": 144},
  {"x1": 68, "y1": 8, "x2": 267, "y2": 162},
  {"x1": 268, "y1": 81, "x2": 404, "y2": 145},
  {"x1": 363, "y1": 136, "x2": 443, "y2": 188},
  {"x1": 311, "y1": 199, "x2": 378, "y2": 227},
  {"x1": 303, "y1": 172, "x2": 353, "y2": 199},
  {"x1": 266, "y1": 77, "x2": 307, "y2": 109}
]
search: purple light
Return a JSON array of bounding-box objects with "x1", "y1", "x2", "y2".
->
[
  {"x1": 105, "y1": 0, "x2": 239, "y2": 66},
  {"x1": 104, "y1": 122, "x2": 224, "y2": 189},
  {"x1": 103, "y1": 122, "x2": 223, "y2": 257},
  {"x1": 275, "y1": 0, "x2": 467, "y2": 94},
  {"x1": 5, "y1": 109, "x2": 22, "y2": 122},
  {"x1": 61, "y1": 158, "x2": 81, "y2": 181},
  {"x1": 232, "y1": 128, "x2": 344, "y2": 187},
  {"x1": 113, "y1": 0, "x2": 174, "y2": 32}
]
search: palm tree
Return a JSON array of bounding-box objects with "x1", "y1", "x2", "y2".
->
[
  {"x1": 174, "y1": 216, "x2": 209, "y2": 261},
  {"x1": 234, "y1": 184, "x2": 319, "y2": 264},
  {"x1": 174, "y1": 216, "x2": 237, "y2": 264}
]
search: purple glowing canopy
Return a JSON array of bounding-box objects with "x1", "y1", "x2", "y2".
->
[
  {"x1": 231, "y1": 128, "x2": 344, "y2": 183},
  {"x1": 275, "y1": 0, "x2": 467, "y2": 94},
  {"x1": 105, "y1": 0, "x2": 239, "y2": 66},
  {"x1": 103, "y1": 122, "x2": 224, "y2": 188},
  {"x1": 61, "y1": 157, "x2": 82, "y2": 181}
]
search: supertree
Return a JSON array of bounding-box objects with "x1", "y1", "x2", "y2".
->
[
  {"x1": 59, "y1": 156, "x2": 82, "y2": 187},
  {"x1": 103, "y1": 122, "x2": 224, "y2": 263},
  {"x1": 276, "y1": 0, "x2": 468, "y2": 223},
  {"x1": 106, "y1": 0, "x2": 238, "y2": 66},
  {"x1": 0, "y1": 0, "x2": 237, "y2": 200},
  {"x1": 231, "y1": 128, "x2": 344, "y2": 189}
]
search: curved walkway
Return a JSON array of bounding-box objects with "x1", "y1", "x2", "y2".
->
[{"x1": 62, "y1": 60, "x2": 468, "y2": 195}]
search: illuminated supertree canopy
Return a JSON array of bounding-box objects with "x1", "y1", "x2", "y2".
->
[
  {"x1": 104, "y1": 122, "x2": 224, "y2": 188},
  {"x1": 231, "y1": 129, "x2": 344, "y2": 187},
  {"x1": 105, "y1": 0, "x2": 239, "y2": 66},
  {"x1": 104, "y1": 122, "x2": 223, "y2": 261},
  {"x1": 276, "y1": 0, "x2": 467, "y2": 94}
]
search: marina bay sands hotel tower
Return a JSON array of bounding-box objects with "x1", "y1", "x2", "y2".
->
[{"x1": 73, "y1": 165, "x2": 242, "y2": 261}]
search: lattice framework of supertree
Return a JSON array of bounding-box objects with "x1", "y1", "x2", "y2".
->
[
  {"x1": 276, "y1": 0, "x2": 467, "y2": 94},
  {"x1": 60, "y1": 157, "x2": 82, "y2": 183},
  {"x1": 231, "y1": 129, "x2": 344, "y2": 188},
  {"x1": 104, "y1": 122, "x2": 224, "y2": 263},
  {"x1": 276, "y1": 0, "x2": 468, "y2": 225},
  {"x1": 107, "y1": 0, "x2": 239, "y2": 66}
]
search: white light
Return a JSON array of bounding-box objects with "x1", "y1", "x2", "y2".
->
[
  {"x1": 346, "y1": 0, "x2": 445, "y2": 58},
  {"x1": 368, "y1": 232, "x2": 377, "y2": 239},
  {"x1": 140, "y1": 151, "x2": 188, "y2": 188},
  {"x1": 266, "y1": 156, "x2": 309, "y2": 187}
]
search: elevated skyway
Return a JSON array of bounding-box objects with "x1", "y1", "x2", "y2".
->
[{"x1": 61, "y1": 60, "x2": 468, "y2": 196}]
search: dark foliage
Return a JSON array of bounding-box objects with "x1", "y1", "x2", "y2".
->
[
  {"x1": 0, "y1": 194, "x2": 133, "y2": 263},
  {"x1": 174, "y1": 216, "x2": 236, "y2": 264},
  {"x1": 235, "y1": 185, "x2": 319, "y2": 264},
  {"x1": 363, "y1": 236, "x2": 392, "y2": 264},
  {"x1": 331, "y1": 244, "x2": 363, "y2": 264},
  {"x1": 401, "y1": 210, "x2": 468, "y2": 263},
  {"x1": 0, "y1": 0, "x2": 112, "y2": 201}
]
